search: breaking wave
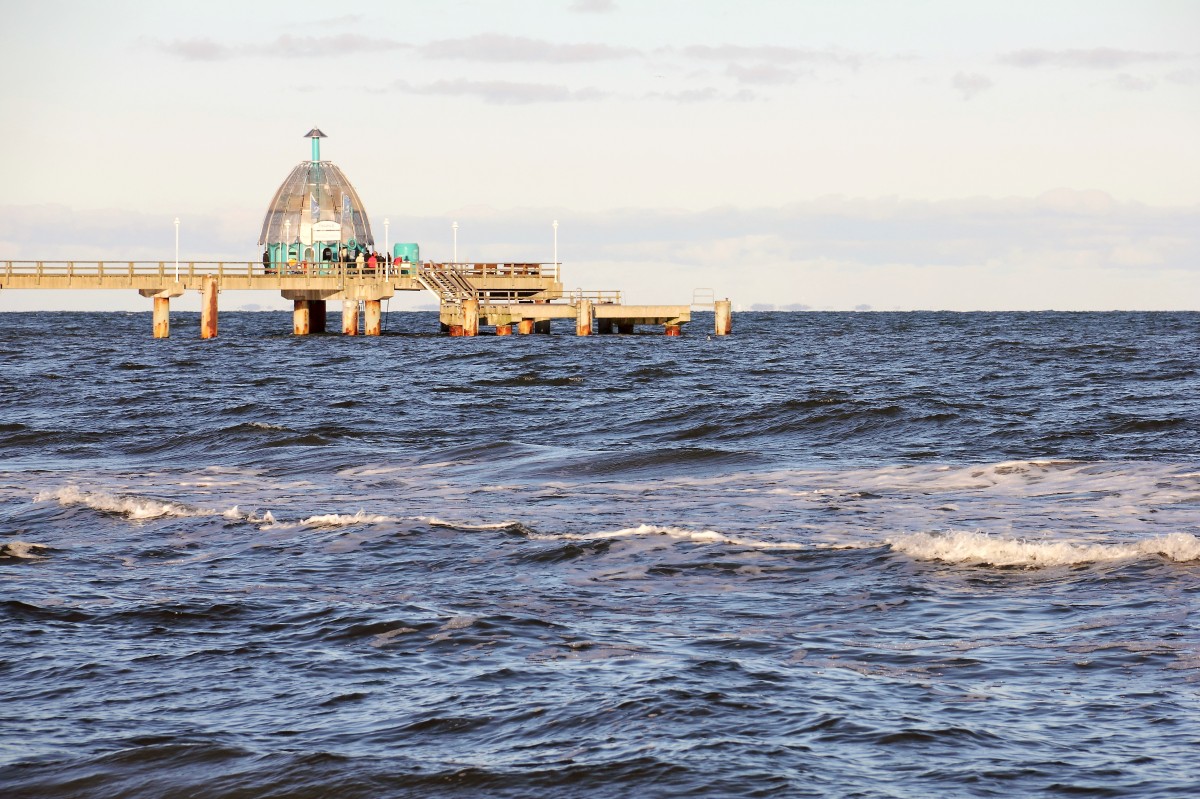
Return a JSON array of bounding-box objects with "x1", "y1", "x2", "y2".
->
[{"x1": 887, "y1": 530, "x2": 1200, "y2": 567}]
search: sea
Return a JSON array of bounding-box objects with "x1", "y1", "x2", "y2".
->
[{"x1": 1, "y1": 309, "x2": 1198, "y2": 798}]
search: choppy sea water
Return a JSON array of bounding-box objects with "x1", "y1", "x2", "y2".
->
[{"x1": 1, "y1": 310, "x2": 1198, "y2": 798}]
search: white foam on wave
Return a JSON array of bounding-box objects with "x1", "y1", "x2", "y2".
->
[
  {"x1": 300, "y1": 511, "x2": 395, "y2": 528},
  {"x1": 531, "y1": 523, "x2": 807, "y2": 550},
  {"x1": 36, "y1": 487, "x2": 279, "y2": 525},
  {"x1": 416, "y1": 515, "x2": 518, "y2": 530},
  {"x1": 888, "y1": 530, "x2": 1200, "y2": 567},
  {"x1": 1, "y1": 541, "x2": 49, "y2": 559},
  {"x1": 37, "y1": 486, "x2": 210, "y2": 520}
]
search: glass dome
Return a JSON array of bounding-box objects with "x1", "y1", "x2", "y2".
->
[{"x1": 258, "y1": 144, "x2": 374, "y2": 250}]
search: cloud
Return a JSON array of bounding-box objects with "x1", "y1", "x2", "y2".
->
[
  {"x1": 1110, "y1": 73, "x2": 1156, "y2": 92},
  {"x1": 726, "y1": 63, "x2": 798, "y2": 85},
  {"x1": 155, "y1": 34, "x2": 409, "y2": 61},
  {"x1": 998, "y1": 48, "x2": 1180, "y2": 69},
  {"x1": 680, "y1": 44, "x2": 861, "y2": 68},
  {"x1": 569, "y1": 0, "x2": 617, "y2": 12},
  {"x1": 644, "y1": 87, "x2": 757, "y2": 103},
  {"x1": 952, "y1": 72, "x2": 993, "y2": 100},
  {"x1": 155, "y1": 32, "x2": 633, "y2": 64},
  {"x1": 391, "y1": 78, "x2": 608, "y2": 104},
  {"x1": 1166, "y1": 68, "x2": 1200, "y2": 85},
  {"x1": 4, "y1": 192, "x2": 1197, "y2": 310},
  {"x1": 411, "y1": 190, "x2": 1199, "y2": 277},
  {"x1": 420, "y1": 34, "x2": 636, "y2": 63}
]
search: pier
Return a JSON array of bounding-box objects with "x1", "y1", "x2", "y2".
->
[{"x1": 0, "y1": 129, "x2": 732, "y2": 339}]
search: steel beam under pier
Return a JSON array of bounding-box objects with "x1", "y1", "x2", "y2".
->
[{"x1": 311, "y1": 300, "x2": 327, "y2": 334}]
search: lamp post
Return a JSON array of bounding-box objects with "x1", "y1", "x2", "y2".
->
[
  {"x1": 174, "y1": 217, "x2": 180, "y2": 281},
  {"x1": 384, "y1": 218, "x2": 390, "y2": 280},
  {"x1": 452, "y1": 221, "x2": 458, "y2": 265},
  {"x1": 285, "y1": 219, "x2": 291, "y2": 267},
  {"x1": 552, "y1": 219, "x2": 558, "y2": 275}
]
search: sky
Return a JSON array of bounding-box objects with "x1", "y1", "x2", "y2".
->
[{"x1": 1, "y1": 0, "x2": 1197, "y2": 311}]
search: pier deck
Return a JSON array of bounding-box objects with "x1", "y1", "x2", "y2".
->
[{"x1": 1, "y1": 260, "x2": 715, "y2": 338}]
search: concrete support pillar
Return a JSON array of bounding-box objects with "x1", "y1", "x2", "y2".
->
[
  {"x1": 311, "y1": 300, "x2": 327, "y2": 334},
  {"x1": 440, "y1": 322, "x2": 451, "y2": 334},
  {"x1": 293, "y1": 300, "x2": 311, "y2": 336},
  {"x1": 576, "y1": 300, "x2": 593, "y2": 336},
  {"x1": 715, "y1": 299, "x2": 732, "y2": 336},
  {"x1": 364, "y1": 300, "x2": 382, "y2": 336},
  {"x1": 597, "y1": 318, "x2": 614, "y2": 335},
  {"x1": 342, "y1": 300, "x2": 359, "y2": 335},
  {"x1": 665, "y1": 324, "x2": 682, "y2": 337},
  {"x1": 200, "y1": 276, "x2": 218, "y2": 339},
  {"x1": 449, "y1": 324, "x2": 465, "y2": 337},
  {"x1": 462, "y1": 299, "x2": 479, "y2": 337},
  {"x1": 153, "y1": 297, "x2": 170, "y2": 339},
  {"x1": 535, "y1": 320, "x2": 551, "y2": 334},
  {"x1": 518, "y1": 319, "x2": 535, "y2": 335},
  {"x1": 496, "y1": 324, "x2": 512, "y2": 336},
  {"x1": 617, "y1": 322, "x2": 634, "y2": 334}
]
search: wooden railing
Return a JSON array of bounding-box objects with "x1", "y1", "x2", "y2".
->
[{"x1": 1, "y1": 260, "x2": 559, "y2": 281}]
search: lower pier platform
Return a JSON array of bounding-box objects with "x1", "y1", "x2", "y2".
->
[{"x1": 440, "y1": 302, "x2": 692, "y2": 336}]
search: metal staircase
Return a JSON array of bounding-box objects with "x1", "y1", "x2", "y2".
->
[{"x1": 415, "y1": 262, "x2": 477, "y2": 304}]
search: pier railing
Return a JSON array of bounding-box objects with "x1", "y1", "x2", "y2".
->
[{"x1": 1, "y1": 260, "x2": 560, "y2": 282}]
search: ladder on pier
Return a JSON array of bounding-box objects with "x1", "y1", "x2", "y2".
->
[{"x1": 416, "y1": 262, "x2": 477, "y2": 304}]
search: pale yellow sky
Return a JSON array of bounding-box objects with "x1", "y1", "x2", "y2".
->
[{"x1": 1, "y1": 0, "x2": 1197, "y2": 311}]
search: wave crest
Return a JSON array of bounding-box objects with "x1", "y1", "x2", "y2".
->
[{"x1": 888, "y1": 530, "x2": 1200, "y2": 567}]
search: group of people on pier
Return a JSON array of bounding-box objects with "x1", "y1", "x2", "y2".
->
[{"x1": 261, "y1": 246, "x2": 413, "y2": 276}]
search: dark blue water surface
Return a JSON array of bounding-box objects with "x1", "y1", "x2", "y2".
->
[{"x1": 1, "y1": 310, "x2": 1198, "y2": 798}]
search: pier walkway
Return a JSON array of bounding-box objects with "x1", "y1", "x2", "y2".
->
[{"x1": 1, "y1": 260, "x2": 724, "y2": 338}]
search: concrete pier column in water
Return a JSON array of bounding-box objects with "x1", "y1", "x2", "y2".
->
[
  {"x1": 364, "y1": 300, "x2": 382, "y2": 336},
  {"x1": 576, "y1": 300, "x2": 593, "y2": 336},
  {"x1": 535, "y1": 320, "x2": 552, "y2": 334},
  {"x1": 518, "y1": 319, "x2": 535, "y2": 335},
  {"x1": 311, "y1": 300, "x2": 327, "y2": 334},
  {"x1": 463, "y1": 299, "x2": 479, "y2": 337},
  {"x1": 293, "y1": 300, "x2": 311, "y2": 335},
  {"x1": 618, "y1": 322, "x2": 634, "y2": 334},
  {"x1": 342, "y1": 300, "x2": 359, "y2": 335},
  {"x1": 153, "y1": 298, "x2": 170, "y2": 338},
  {"x1": 200, "y1": 276, "x2": 219, "y2": 339},
  {"x1": 140, "y1": 285, "x2": 184, "y2": 339},
  {"x1": 714, "y1": 299, "x2": 732, "y2": 336},
  {"x1": 597, "y1": 318, "x2": 614, "y2": 335},
  {"x1": 496, "y1": 324, "x2": 512, "y2": 336},
  {"x1": 665, "y1": 324, "x2": 682, "y2": 336}
]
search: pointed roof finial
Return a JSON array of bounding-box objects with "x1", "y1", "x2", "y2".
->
[{"x1": 305, "y1": 128, "x2": 327, "y2": 162}]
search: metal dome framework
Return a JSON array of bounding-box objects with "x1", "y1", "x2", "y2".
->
[{"x1": 258, "y1": 132, "x2": 374, "y2": 251}]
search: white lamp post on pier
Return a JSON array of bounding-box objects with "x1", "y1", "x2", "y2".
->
[
  {"x1": 552, "y1": 219, "x2": 558, "y2": 275},
  {"x1": 452, "y1": 221, "x2": 458, "y2": 265}
]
